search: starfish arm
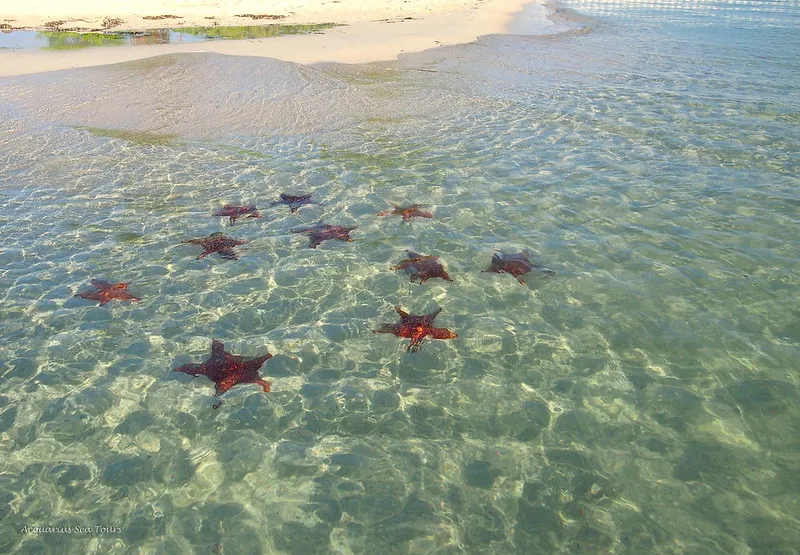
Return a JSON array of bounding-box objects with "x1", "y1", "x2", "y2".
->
[
  {"x1": 214, "y1": 375, "x2": 239, "y2": 395},
  {"x1": 430, "y1": 327, "x2": 458, "y2": 340},
  {"x1": 373, "y1": 324, "x2": 399, "y2": 335},
  {"x1": 76, "y1": 291, "x2": 101, "y2": 302},
  {"x1": 513, "y1": 274, "x2": 527, "y2": 286},
  {"x1": 174, "y1": 362, "x2": 204, "y2": 376},
  {"x1": 196, "y1": 251, "x2": 211, "y2": 260},
  {"x1": 289, "y1": 206, "x2": 300, "y2": 213},
  {"x1": 244, "y1": 354, "x2": 273, "y2": 371},
  {"x1": 418, "y1": 211, "x2": 434, "y2": 219},
  {"x1": 442, "y1": 272, "x2": 453, "y2": 282},
  {"x1": 90, "y1": 279, "x2": 112, "y2": 290},
  {"x1": 377, "y1": 210, "x2": 391, "y2": 216},
  {"x1": 427, "y1": 307, "x2": 443, "y2": 321},
  {"x1": 407, "y1": 337, "x2": 424, "y2": 352},
  {"x1": 218, "y1": 248, "x2": 239, "y2": 260},
  {"x1": 211, "y1": 339, "x2": 225, "y2": 356},
  {"x1": 394, "y1": 306, "x2": 409, "y2": 318},
  {"x1": 255, "y1": 379, "x2": 272, "y2": 392},
  {"x1": 405, "y1": 250, "x2": 422, "y2": 259},
  {"x1": 308, "y1": 238, "x2": 322, "y2": 248}
]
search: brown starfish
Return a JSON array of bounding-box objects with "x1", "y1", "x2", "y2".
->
[
  {"x1": 392, "y1": 250, "x2": 453, "y2": 283},
  {"x1": 482, "y1": 249, "x2": 554, "y2": 286},
  {"x1": 173, "y1": 339, "x2": 272, "y2": 405},
  {"x1": 213, "y1": 204, "x2": 260, "y2": 225},
  {"x1": 291, "y1": 221, "x2": 357, "y2": 249},
  {"x1": 271, "y1": 193, "x2": 317, "y2": 213},
  {"x1": 377, "y1": 203, "x2": 433, "y2": 222},
  {"x1": 75, "y1": 279, "x2": 141, "y2": 306},
  {"x1": 182, "y1": 232, "x2": 246, "y2": 260},
  {"x1": 373, "y1": 306, "x2": 457, "y2": 352}
]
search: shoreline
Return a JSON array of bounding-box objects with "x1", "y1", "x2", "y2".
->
[{"x1": 0, "y1": 0, "x2": 555, "y2": 77}]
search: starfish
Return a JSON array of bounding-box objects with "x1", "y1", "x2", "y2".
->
[
  {"x1": 291, "y1": 221, "x2": 357, "y2": 249},
  {"x1": 75, "y1": 279, "x2": 140, "y2": 306},
  {"x1": 482, "y1": 249, "x2": 554, "y2": 286},
  {"x1": 213, "y1": 204, "x2": 260, "y2": 225},
  {"x1": 182, "y1": 232, "x2": 246, "y2": 260},
  {"x1": 271, "y1": 193, "x2": 317, "y2": 213},
  {"x1": 173, "y1": 339, "x2": 272, "y2": 405},
  {"x1": 392, "y1": 250, "x2": 453, "y2": 283},
  {"x1": 373, "y1": 306, "x2": 457, "y2": 352},
  {"x1": 377, "y1": 203, "x2": 433, "y2": 222}
]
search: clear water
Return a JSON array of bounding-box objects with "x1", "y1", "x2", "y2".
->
[{"x1": 1, "y1": 1, "x2": 799, "y2": 553}]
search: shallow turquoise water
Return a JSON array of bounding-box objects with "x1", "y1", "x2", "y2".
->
[{"x1": 1, "y1": 1, "x2": 799, "y2": 553}]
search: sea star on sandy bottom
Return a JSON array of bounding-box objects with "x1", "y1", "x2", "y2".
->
[
  {"x1": 291, "y1": 222, "x2": 357, "y2": 249},
  {"x1": 482, "y1": 249, "x2": 554, "y2": 286},
  {"x1": 181, "y1": 232, "x2": 246, "y2": 260},
  {"x1": 377, "y1": 203, "x2": 433, "y2": 222},
  {"x1": 271, "y1": 193, "x2": 317, "y2": 213},
  {"x1": 212, "y1": 204, "x2": 260, "y2": 225},
  {"x1": 392, "y1": 250, "x2": 452, "y2": 283},
  {"x1": 373, "y1": 306, "x2": 457, "y2": 352},
  {"x1": 173, "y1": 339, "x2": 272, "y2": 407},
  {"x1": 75, "y1": 279, "x2": 140, "y2": 306}
]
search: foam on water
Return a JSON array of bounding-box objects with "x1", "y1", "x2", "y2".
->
[{"x1": 1, "y1": 1, "x2": 799, "y2": 552}]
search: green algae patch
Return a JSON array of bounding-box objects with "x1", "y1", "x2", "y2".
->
[
  {"x1": 175, "y1": 23, "x2": 340, "y2": 40},
  {"x1": 77, "y1": 126, "x2": 178, "y2": 146},
  {"x1": 39, "y1": 31, "x2": 127, "y2": 50}
]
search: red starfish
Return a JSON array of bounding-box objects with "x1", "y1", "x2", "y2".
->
[
  {"x1": 482, "y1": 249, "x2": 554, "y2": 286},
  {"x1": 291, "y1": 222, "x2": 357, "y2": 249},
  {"x1": 182, "y1": 232, "x2": 246, "y2": 260},
  {"x1": 373, "y1": 306, "x2": 457, "y2": 352},
  {"x1": 271, "y1": 193, "x2": 317, "y2": 213},
  {"x1": 377, "y1": 203, "x2": 434, "y2": 222},
  {"x1": 173, "y1": 339, "x2": 272, "y2": 402},
  {"x1": 75, "y1": 279, "x2": 141, "y2": 306},
  {"x1": 392, "y1": 250, "x2": 453, "y2": 283},
  {"x1": 213, "y1": 204, "x2": 260, "y2": 225}
]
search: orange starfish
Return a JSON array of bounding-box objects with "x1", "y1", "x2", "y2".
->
[
  {"x1": 173, "y1": 339, "x2": 272, "y2": 407},
  {"x1": 482, "y1": 249, "x2": 554, "y2": 286},
  {"x1": 75, "y1": 279, "x2": 140, "y2": 306},
  {"x1": 373, "y1": 306, "x2": 457, "y2": 352},
  {"x1": 212, "y1": 204, "x2": 260, "y2": 225},
  {"x1": 377, "y1": 203, "x2": 433, "y2": 222},
  {"x1": 392, "y1": 250, "x2": 452, "y2": 283},
  {"x1": 181, "y1": 232, "x2": 246, "y2": 260}
]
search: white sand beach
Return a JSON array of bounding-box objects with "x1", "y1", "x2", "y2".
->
[{"x1": 0, "y1": 0, "x2": 551, "y2": 76}]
